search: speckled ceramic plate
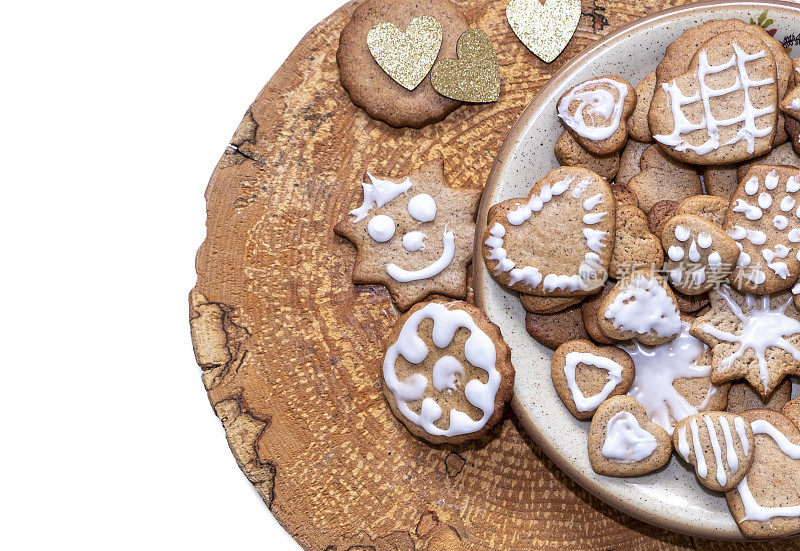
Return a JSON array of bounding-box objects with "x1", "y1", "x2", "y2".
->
[{"x1": 474, "y1": 0, "x2": 800, "y2": 540}]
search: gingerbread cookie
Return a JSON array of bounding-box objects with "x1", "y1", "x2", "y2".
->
[
  {"x1": 382, "y1": 300, "x2": 514, "y2": 444},
  {"x1": 647, "y1": 200, "x2": 678, "y2": 238},
  {"x1": 581, "y1": 280, "x2": 615, "y2": 345},
  {"x1": 676, "y1": 195, "x2": 730, "y2": 227},
  {"x1": 525, "y1": 304, "x2": 589, "y2": 350},
  {"x1": 557, "y1": 76, "x2": 636, "y2": 155},
  {"x1": 337, "y1": 0, "x2": 468, "y2": 128},
  {"x1": 674, "y1": 290, "x2": 710, "y2": 314},
  {"x1": 519, "y1": 293, "x2": 583, "y2": 314},
  {"x1": 588, "y1": 395, "x2": 672, "y2": 477},
  {"x1": 554, "y1": 131, "x2": 619, "y2": 181},
  {"x1": 738, "y1": 142, "x2": 800, "y2": 183},
  {"x1": 650, "y1": 32, "x2": 778, "y2": 165},
  {"x1": 691, "y1": 285, "x2": 800, "y2": 397},
  {"x1": 725, "y1": 409, "x2": 800, "y2": 539},
  {"x1": 787, "y1": 116, "x2": 800, "y2": 157},
  {"x1": 704, "y1": 165, "x2": 741, "y2": 201},
  {"x1": 335, "y1": 160, "x2": 481, "y2": 311},
  {"x1": 781, "y1": 85, "x2": 800, "y2": 122},
  {"x1": 551, "y1": 340, "x2": 635, "y2": 420},
  {"x1": 628, "y1": 145, "x2": 702, "y2": 212},
  {"x1": 783, "y1": 397, "x2": 800, "y2": 429},
  {"x1": 598, "y1": 273, "x2": 682, "y2": 345},
  {"x1": 724, "y1": 165, "x2": 800, "y2": 294},
  {"x1": 482, "y1": 167, "x2": 614, "y2": 297},
  {"x1": 609, "y1": 183, "x2": 639, "y2": 209},
  {"x1": 609, "y1": 204, "x2": 663, "y2": 279},
  {"x1": 616, "y1": 140, "x2": 648, "y2": 185},
  {"x1": 727, "y1": 379, "x2": 793, "y2": 414},
  {"x1": 662, "y1": 214, "x2": 740, "y2": 295},
  {"x1": 627, "y1": 72, "x2": 656, "y2": 143}
]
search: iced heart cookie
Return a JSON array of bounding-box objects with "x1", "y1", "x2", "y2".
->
[
  {"x1": 557, "y1": 76, "x2": 636, "y2": 155},
  {"x1": 691, "y1": 285, "x2": 800, "y2": 397},
  {"x1": 335, "y1": 160, "x2": 481, "y2": 311},
  {"x1": 623, "y1": 319, "x2": 730, "y2": 434},
  {"x1": 676, "y1": 195, "x2": 730, "y2": 227},
  {"x1": 650, "y1": 32, "x2": 778, "y2": 165},
  {"x1": 608, "y1": 204, "x2": 663, "y2": 279},
  {"x1": 551, "y1": 340, "x2": 635, "y2": 420},
  {"x1": 674, "y1": 411, "x2": 755, "y2": 492},
  {"x1": 737, "y1": 142, "x2": 800, "y2": 182},
  {"x1": 588, "y1": 395, "x2": 672, "y2": 477},
  {"x1": 726, "y1": 409, "x2": 800, "y2": 539},
  {"x1": 727, "y1": 379, "x2": 793, "y2": 414},
  {"x1": 597, "y1": 273, "x2": 682, "y2": 345},
  {"x1": 616, "y1": 140, "x2": 649, "y2": 185},
  {"x1": 482, "y1": 167, "x2": 614, "y2": 297},
  {"x1": 704, "y1": 165, "x2": 740, "y2": 201},
  {"x1": 661, "y1": 214, "x2": 740, "y2": 295},
  {"x1": 628, "y1": 72, "x2": 656, "y2": 143},
  {"x1": 724, "y1": 165, "x2": 800, "y2": 294},
  {"x1": 525, "y1": 304, "x2": 589, "y2": 350},
  {"x1": 554, "y1": 131, "x2": 619, "y2": 181},
  {"x1": 519, "y1": 293, "x2": 582, "y2": 314},
  {"x1": 627, "y1": 145, "x2": 702, "y2": 212},
  {"x1": 382, "y1": 300, "x2": 514, "y2": 444}
]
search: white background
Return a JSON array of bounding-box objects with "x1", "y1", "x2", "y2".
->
[{"x1": 1, "y1": 1, "x2": 344, "y2": 548}]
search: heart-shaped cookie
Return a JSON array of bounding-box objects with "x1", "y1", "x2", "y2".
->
[
  {"x1": 482, "y1": 167, "x2": 615, "y2": 297},
  {"x1": 367, "y1": 16, "x2": 443, "y2": 91},
  {"x1": 588, "y1": 395, "x2": 672, "y2": 477},
  {"x1": 430, "y1": 29, "x2": 499, "y2": 103},
  {"x1": 726, "y1": 410, "x2": 800, "y2": 539},
  {"x1": 506, "y1": 0, "x2": 581, "y2": 63},
  {"x1": 674, "y1": 411, "x2": 755, "y2": 492}
]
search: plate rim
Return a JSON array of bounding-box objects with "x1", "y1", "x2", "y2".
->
[{"x1": 473, "y1": 0, "x2": 800, "y2": 540}]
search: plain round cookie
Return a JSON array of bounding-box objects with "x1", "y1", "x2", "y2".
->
[
  {"x1": 381, "y1": 299, "x2": 514, "y2": 445},
  {"x1": 337, "y1": 0, "x2": 467, "y2": 128}
]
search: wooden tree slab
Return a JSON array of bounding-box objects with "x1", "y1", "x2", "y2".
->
[{"x1": 190, "y1": 0, "x2": 798, "y2": 549}]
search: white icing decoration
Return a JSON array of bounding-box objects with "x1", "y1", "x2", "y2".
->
[
  {"x1": 733, "y1": 199, "x2": 763, "y2": 221},
  {"x1": 774, "y1": 215, "x2": 789, "y2": 230},
  {"x1": 557, "y1": 78, "x2": 630, "y2": 141},
  {"x1": 431, "y1": 356, "x2": 464, "y2": 393},
  {"x1": 788, "y1": 176, "x2": 800, "y2": 193},
  {"x1": 350, "y1": 175, "x2": 412, "y2": 222},
  {"x1": 407, "y1": 193, "x2": 437, "y2": 223},
  {"x1": 728, "y1": 226, "x2": 747, "y2": 240},
  {"x1": 765, "y1": 169, "x2": 780, "y2": 190},
  {"x1": 668, "y1": 246, "x2": 685, "y2": 261},
  {"x1": 402, "y1": 231, "x2": 426, "y2": 252},
  {"x1": 507, "y1": 178, "x2": 571, "y2": 226},
  {"x1": 704, "y1": 415, "x2": 727, "y2": 487},
  {"x1": 697, "y1": 233, "x2": 713, "y2": 249},
  {"x1": 689, "y1": 240, "x2": 701, "y2": 262},
  {"x1": 572, "y1": 178, "x2": 591, "y2": 198},
  {"x1": 386, "y1": 227, "x2": 455, "y2": 282},
  {"x1": 769, "y1": 262, "x2": 790, "y2": 279},
  {"x1": 604, "y1": 276, "x2": 681, "y2": 339},
  {"x1": 744, "y1": 176, "x2": 760, "y2": 196},
  {"x1": 758, "y1": 192, "x2": 773, "y2": 209},
  {"x1": 582, "y1": 193, "x2": 603, "y2": 210},
  {"x1": 601, "y1": 411, "x2": 658, "y2": 462},
  {"x1": 382, "y1": 302, "x2": 500, "y2": 437},
  {"x1": 791, "y1": 99, "x2": 800, "y2": 111},
  {"x1": 583, "y1": 211, "x2": 606, "y2": 224},
  {"x1": 719, "y1": 416, "x2": 740, "y2": 474},
  {"x1": 736, "y1": 416, "x2": 750, "y2": 456},
  {"x1": 690, "y1": 418, "x2": 708, "y2": 478},
  {"x1": 781, "y1": 196, "x2": 796, "y2": 212},
  {"x1": 708, "y1": 252, "x2": 723, "y2": 272},
  {"x1": 583, "y1": 228, "x2": 607, "y2": 253},
  {"x1": 677, "y1": 426, "x2": 691, "y2": 461},
  {"x1": 367, "y1": 214, "x2": 396, "y2": 242},
  {"x1": 675, "y1": 225, "x2": 691, "y2": 242},
  {"x1": 563, "y1": 351, "x2": 624, "y2": 412},
  {"x1": 701, "y1": 287, "x2": 800, "y2": 393}
]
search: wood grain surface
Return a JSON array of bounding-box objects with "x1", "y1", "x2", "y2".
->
[{"x1": 190, "y1": 0, "x2": 799, "y2": 548}]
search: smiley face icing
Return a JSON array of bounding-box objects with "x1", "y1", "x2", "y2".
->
[{"x1": 335, "y1": 160, "x2": 481, "y2": 311}]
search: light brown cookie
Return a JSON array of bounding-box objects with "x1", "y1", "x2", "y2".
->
[
  {"x1": 704, "y1": 165, "x2": 741, "y2": 201},
  {"x1": 616, "y1": 139, "x2": 649, "y2": 185},
  {"x1": 609, "y1": 204, "x2": 663, "y2": 279},
  {"x1": 628, "y1": 145, "x2": 702, "y2": 212},
  {"x1": 662, "y1": 214, "x2": 740, "y2": 295},
  {"x1": 628, "y1": 71, "x2": 656, "y2": 143},
  {"x1": 725, "y1": 409, "x2": 800, "y2": 539},
  {"x1": 674, "y1": 289, "x2": 710, "y2": 314},
  {"x1": 598, "y1": 272, "x2": 682, "y2": 345},
  {"x1": 554, "y1": 131, "x2": 620, "y2": 181},
  {"x1": 676, "y1": 195, "x2": 730, "y2": 227},
  {"x1": 647, "y1": 200, "x2": 679, "y2": 238},
  {"x1": 381, "y1": 300, "x2": 514, "y2": 445},
  {"x1": 691, "y1": 285, "x2": 800, "y2": 398},
  {"x1": 525, "y1": 304, "x2": 589, "y2": 350},
  {"x1": 781, "y1": 85, "x2": 800, "y2": 122},
  {"x1": 337, "y1": 0, "x2": 467, "y2": 128},
  {"x1": 482, "y1": 167, "x2": 614, "y2": 297},
  {"x1": 674, "y1": 411, "x2": 755, "y2": 492},
  {"x1": 726, "y1": 379, "x2": 793, "y2": 414},
  {"x1": 737, "y1": 142, "x2": 800, "y2": 182},
  {"x1": 787, "y1": 116, "x2": 800, "y2": 157},
  {"x1": 557, "y1": 75, "x2": 636, "y2": 155},
  {"x1": 783, "y1": 397, "x2": 800, "y2": 429},
  {"x1": 609, "y1": 182, "x2": 639, "y2": 208},
  {"x1": 650, "y1": 32, "x2": 778, "y2": 165},
  {"x1": 581, "y1": 279, "x2": 616, "y2": 345},
  {"x1": 519, "y1": 293, "x2": 583, "y2": 314},
  {"x1": 587, "y1": 395, "x2": 672, "y2": 477},
  {"x1": 334, "y1": 160, "x2": 481, "y2": 311},
  {"x1": 551, "y1": 340, "x2": 635, "y2": 420},
  {"x1": 724, "y1": 165, "x2": 800, "y2": 294}
]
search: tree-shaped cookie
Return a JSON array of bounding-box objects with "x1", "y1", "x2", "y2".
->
[{"x1": 335, "y1": 160, "x2": 481, "y2": 311}]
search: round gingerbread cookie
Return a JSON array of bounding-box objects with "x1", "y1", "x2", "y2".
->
[
  {"x1": 381, "y1": 299, "x2": 514, "y2": 445},
  {"x1": 337, "y1": 0, "x2": 467, "y2": 128}
]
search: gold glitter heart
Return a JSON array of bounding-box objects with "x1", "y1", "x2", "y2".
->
[
  {"x1": 506, "y1": 0, "x2": 581, "y2": 63},
  {"x1": 430, "y1": 29, "x2": 500, "y2": 103},
  {"x1": 367, "y1": 16, "x2": 443, "y2": 91}
]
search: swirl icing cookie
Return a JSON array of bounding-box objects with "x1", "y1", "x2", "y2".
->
[
  {"x1": 587, "y1": 395, "x2": 672, "y2": 477},
  {"x1": 597, "y1": 273, "x2": 682, "y2": 345},
  {"x1": 650, "y1": 31, "x2": 778, "y2": 165},
  {"x1": 673, "y1": 411, "x2": 755, "y2": 492},
  {"x1": 691, "y1": 285, "x2": 800, "y2": 398},
  {"x1": 554, "y1": 131, "x2": 620, "y2": 181},
  {"x1": 335, "y1": 160, "x2": 481, "y2": 311},
  {"x1": 661, "y1": 214, "x2": 740, "y2": 295},
  {"x1": 551, "y1": 340, "x2": 635, "y2": 420},
  {"x1": 482, "y1": 167, "x2": 614, "y2": 297},
  {"x1": 557, "y1": 75, "x2": 636, "y2": 155},
  {"x1": 608, "y1": 204, "x2": 663, "y2": 279},
  {"x1": 723, "y1": 165, "x2": 800, "y2": 294},
  {"x1": 725, "y1": 409, "x2": 800, "y2": 539},
  {"x1": 381, "y1": 300, "x2": 514, "y2": 445}
]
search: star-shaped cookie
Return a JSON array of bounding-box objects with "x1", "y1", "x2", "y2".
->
[
  {"x1": 691, "y1": 285, "x2": 800, "y2": 397},
  {"x1": 335, "y1": 160, "x2": 481, "y2": 311}
]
